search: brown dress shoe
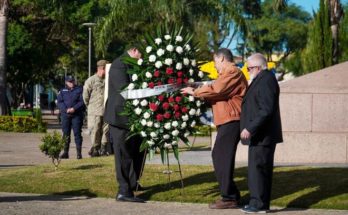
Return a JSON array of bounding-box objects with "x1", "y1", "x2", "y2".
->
[{"x1": 209, "y1": 199, "x2": 238, "y2": 209}]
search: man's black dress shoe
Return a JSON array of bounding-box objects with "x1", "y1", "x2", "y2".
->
[{"x1": 116, "y1": 194, "x2": 145, "y2": 203}]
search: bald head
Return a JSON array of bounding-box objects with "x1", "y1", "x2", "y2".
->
[{"x1": 247, "y1": 53, "x2": 267, "y2": 70}]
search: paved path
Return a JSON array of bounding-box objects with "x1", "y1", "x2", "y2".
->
[{"x1": 1, "y1": 192, "x2": 347, "y2": 215}]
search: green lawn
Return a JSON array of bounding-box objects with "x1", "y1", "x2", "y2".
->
[{"x1": 0, "y1": 157, "x2": 347, "y2": 210}]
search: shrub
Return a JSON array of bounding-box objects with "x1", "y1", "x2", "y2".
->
[
  {"x1": 0, "y1": 116, "x2": 46, "y2": 133},
  {"x1": 39, "y1": 131, "x2": 65, "y2": 170}
]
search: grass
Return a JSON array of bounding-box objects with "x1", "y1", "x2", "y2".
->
[{"x1": 0, "y1": 157, "x2": 348, "y2": 210}]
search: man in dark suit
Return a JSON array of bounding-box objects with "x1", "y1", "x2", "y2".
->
[
  {"x1": 240, "y1": 53, "x2": 283, "y2": 213},
  {"x1": 104, "y1": 46, "x2": 145, "y2": 203}
]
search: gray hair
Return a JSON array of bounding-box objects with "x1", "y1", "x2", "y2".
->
[{"x1": 247, "y1": 53, "x2": 267, "y2": 70}]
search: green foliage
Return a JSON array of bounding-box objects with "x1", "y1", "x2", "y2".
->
[
  {"x1": 0, "y1": 116, "x2": 46, "y2": 132},
  {"x1": 39, "y1": 131, "x2": 65, "y2": 170},
  {"x1": 339, "y1": 3, "x2": 348, "y2": 63},
  {"x1": 302, "y1": 0, "x2": 332, "y2": 74}
]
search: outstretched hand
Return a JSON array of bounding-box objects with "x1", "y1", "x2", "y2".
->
[{"x1": 181, "y1": 87, "x2": 195, "y2": 95}]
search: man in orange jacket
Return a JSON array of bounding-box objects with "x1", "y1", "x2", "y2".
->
[{"x1": 181, "y1": 48, "x2": 248, "y2": 209}]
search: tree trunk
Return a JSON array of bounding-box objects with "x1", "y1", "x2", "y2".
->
[{"x1": 0, "y1": 0, "x2": 9, "y2": 115}]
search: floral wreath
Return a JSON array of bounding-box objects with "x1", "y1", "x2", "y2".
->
[{"x1": 122, "y1": 26, "x2": 207, "y2": 162}]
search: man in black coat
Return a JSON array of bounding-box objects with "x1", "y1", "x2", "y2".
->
[
  {"x1": 104, "y1": 46, "x2": 145, "y2": 203},
  {"x1": 240, "y1": 53, "x2": 283, "y2": 213}
]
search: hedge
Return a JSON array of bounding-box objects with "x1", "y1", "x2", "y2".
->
[{"x1": 0, "y1": 116, "x2": 46, "y2": 133}]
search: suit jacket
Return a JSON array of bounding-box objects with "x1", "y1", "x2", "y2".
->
[
  {"x1": 240, "y1": 70, "x2": 283, "y2": 146},
  {"x1": 104, "y1": 53, "x2": 130, "y2": 129}
]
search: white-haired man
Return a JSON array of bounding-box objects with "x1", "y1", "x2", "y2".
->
[{"x1": 240, "y1": 53, "x2": 283, "y2": 213}]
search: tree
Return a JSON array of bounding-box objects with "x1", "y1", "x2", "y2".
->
[
  {"x1": 302, "y1": 0, "x2": 332, "y2": 73},
  {"x1": 328, "y1": 0, "x2": 344, "y2": 64},
  {"x1": 338, "y1": 3, "x2": 348, "y2": 62},
  {"x1": 0, "y1": 0, "x2": 9, "y2": 115}
]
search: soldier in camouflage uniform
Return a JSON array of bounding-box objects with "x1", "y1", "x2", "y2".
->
[{"x1": 83, "y1": 60, "x2": 110, "y2": 157}]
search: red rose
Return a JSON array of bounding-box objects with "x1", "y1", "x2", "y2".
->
[
  {"x1": 168, "y1": 78, "x2": 175, "y2": 84},
  {"x1": 174, "y1": 112, "x2": 181, "y2": 118},
  {"x1": 154, "y1": 70, "x2": 160, "y2": 77},
  {"x1": 183, "y1": 78, "x2": 189, "y2": 83},
  {"x1": 173, "y1": 104, "x2": 180, "y2": 111},
  {"x1": 162, "y1": 102, "x2": 170, "y2": 110},
  {"x1": 177, "y1": 71, "x2": 183, "y2": 77},
  {"x1": 157, "y1": 81, "x2": 162, "y2": 86},
  {"x1": 158, "y1": 95, "x2": 165, "y2": 102},
  {"x1": 164, "y1": 112, "x2": 171, "y2": 119},
  {"x1": 175, "y1": 96, "x2": 182, "y2": 103},
  {"x1": 166, "y1": 67, "x2": 174, "y2": 75},
  {"x1": 181, "y1": 107, "x2": 188, "y2": 113},
  {"x1": 156, "y1": 114, "x2": 164, "y2": 121},
  {"x1": 148, "y1": 82, "x2": 155, "y2": 88},
  {"x1": 149, "y1": 103, "x2": 158, "y2": 111},
  {"x1": 168, "y1": 97, "x2": 175, "y2": 103},
  {"x1": 177, "y1": 78, "x2": 183, "y2": 84}
]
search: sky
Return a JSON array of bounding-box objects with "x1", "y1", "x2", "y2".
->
[{"x1": 224, "y1": 0, "x2": 348, "y2": 53}]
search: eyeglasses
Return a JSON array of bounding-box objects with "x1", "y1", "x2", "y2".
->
[{"x1": 247, "y1": 66, "x2": 259, "y2": 71}]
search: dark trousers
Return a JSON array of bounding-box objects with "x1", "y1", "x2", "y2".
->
[
  {"x1": 109, "y1": 125, "x2": 145, "y2": 196},
  {"x1": 248, "y1": 144, "x2": 276, "y2": 209},
  {"x1": 212, "y1": 121, "x2": 240, "y2": 201},
  {"x1": 61, "y1": 113, "x2": 83, "y2": 149}
]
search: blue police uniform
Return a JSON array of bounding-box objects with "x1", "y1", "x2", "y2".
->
[{"x1": 57, "y1": 85, "x2": 85, "y2": 159}]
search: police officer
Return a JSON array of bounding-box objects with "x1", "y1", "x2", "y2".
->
[
  {"x1": 83, "y1": 60, "x2": 110, "y2": 157},
  {"x1": 57, "y1": 76, "x2": 85, "y2": 159}
]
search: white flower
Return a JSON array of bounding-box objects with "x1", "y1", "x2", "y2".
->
[
  {"x1": 145, "y1": 72, "x2": 152, "y2": 78},
  {"x1": 155, "y1": 38, "x2": 162, "y2": 45},
  {"x1": 188, "y1": 78, "x2": 194, "y2": 83},
  {"x1": 183, "y1": 58, "x2": 190, "y2": 66},
  {"x1": 184, "y1": 131, "x2": 190, "y2": 137},
  {"x1": 189, "y1": 69, "x2": 194, "y2": 76},
  {"x1": 181, "y1": 122, "x2": 187, "y2": 129},
  {"x1": 172, "y1": 140, "x2": 178, "y2": 145},
  {"x1": 134, "y1": 108, "x2": 142, "y2": 115},
  {"x1": 163, "y1": 134, "x2": 170, "y2": 139},
  {"x1": 166, "y1": 44, "x2": 174, "y2": 52},
  {"x1": 155, "y1": 61, "x2": 163, "y2": 68},
  {"x1": 142, "y1": 82, "x2": 148, "y2": 89},
  {"x1": 191, "y1": 59, "x2": 197, "y2": 66},
  {"x1": 198, "y1": 71, "x2": 204, "y2": 78},
  {"x1": 196, "y1": 109, "x2": 201, "y2": 116},
  {"x1": 132, "y1": 99, "x2": 139, "y2": 106},
  {"x1": 150, "y1": 132, "x2": 157, "y2": 138},
  {"x1": 149, "y1": 55, "x2": 156, "y2": 62},
  {"x1": 191, "y1": 120, "x2": 196, "y2": 127},
  {"x1": 164, "y1": 143, "x2": 171, "y2": 148},
  {"x1": 172, "y1": 121, "x2": 179, "y2": 127},
  {"x1": 172, "y1": 130, "x2": 179, "y2": 136},
  {"x1": 132, "y1": 74, "x2": 138, "y2": 81},
  {"x1": 128, "y1": 83, "x2": 135, "y2": 90},
  {"x1": 137, "y1": 59, "x2": 143, "y2": 66},
  {"x1": 176, "y1": 63, "x2": 183, "y2": 70},
  {"x1": 189, "y1": 109, "x2": 196, "y2": 116},
  {"x1": 141, "y1": 131, "x2": 147, "y2": 137},
  {"x1": 175, "y1": 46, "x2": 183, "y2": 54},
  {"x1": 164, "y1": 58, "x2": 173, "y2": 66},
  {"x1": 196, "y1": 100, "x2": 201, "y2": 107},
  {"x1": 147, "y1": 121, "x2": 153, "y2": 127},
  {"x1": 141, "y1": 119, "x2": 147, "y2": 126},
  {"x1": 157, "y1": 48, "x2": 165, "y2": 56},
  {"x1": 154, "y1": 123, "x2": 160, "y2": 128},
  {"x1": 140, "y1": 99, "x2": 148, "y2": 107},
  {"x1": 147, "y1": 140, "x2": 155, "y2": 146},
  {"x1": 182, "y1": 114, "x2": 189, "y2": 121},
  {"x1": 143, "y1": 112, "x2": 150, "y2": 119},
  {"x1": 164, "y1": 35, "x2": 171, "y2": 40},
  {"x1": 146, "y1": 46, "x2": 152, "y2": 53},
  {"x1": 189, "y1": 96, "x2": 195, "y2": 102},
  {"x1": 164, "y1": 122, "x2": 171, "y2": 130},
  {"x1": 185, "y1": 44, "x2": 191, "y2": 51},
  {"x1": 175, "y1": 35, "x2": 183, "y2": 42}
]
